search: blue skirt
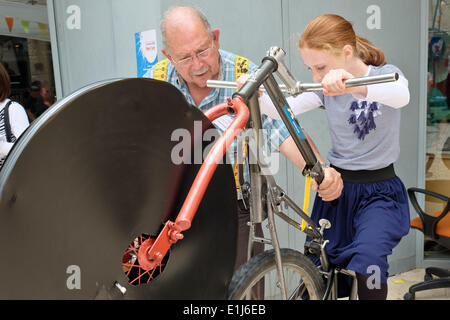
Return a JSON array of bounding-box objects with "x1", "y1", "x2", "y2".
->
[{"x1": 309, "y1": 176, "x2": 410, "y2": 284}]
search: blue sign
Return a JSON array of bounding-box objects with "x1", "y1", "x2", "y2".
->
[{"x1": 135, "y1": 29, "x2": 158, "y2": 77}]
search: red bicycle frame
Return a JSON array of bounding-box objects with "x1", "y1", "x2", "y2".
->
[{"x1": 137, "y1": 97, "x2": 249, "y2": 271}]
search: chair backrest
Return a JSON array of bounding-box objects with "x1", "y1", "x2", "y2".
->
[
  {"x1": 408, "y1": 187, "x2": 450, "y2": 249},
  {"x1": 425, "y1": 180, "x2": 450, "y2": 203}
]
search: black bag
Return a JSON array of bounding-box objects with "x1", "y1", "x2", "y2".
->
[{"x1": 3, "y1": 100, "x2": 14, "y2": 143}]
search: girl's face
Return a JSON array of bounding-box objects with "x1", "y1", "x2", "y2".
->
[{"x1": 300, "y1": 47, "x2": 347, "y2": 83}]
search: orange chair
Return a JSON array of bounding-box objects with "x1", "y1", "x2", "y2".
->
[{"x1": 404, "y1": 187, "x2": 450, "y2": 300}]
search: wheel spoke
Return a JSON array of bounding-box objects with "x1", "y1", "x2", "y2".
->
[
  {"x1": 288, "y1": 281, "x2": 306, "y2": 300},
  {"x1": 229, "y1": 249, "x2": 325, "y2": 300},
  {"x1": 121, "y1": 234, "x2": 170, "y2": 286}
]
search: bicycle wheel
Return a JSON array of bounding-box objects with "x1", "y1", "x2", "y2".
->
[{"x1": 228, "y1": 248, "x2": 325, "y2": 300}]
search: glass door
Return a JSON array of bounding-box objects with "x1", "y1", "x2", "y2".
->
[{"x1": 425, "y1": 0, "x2": 450, "y2": 256}]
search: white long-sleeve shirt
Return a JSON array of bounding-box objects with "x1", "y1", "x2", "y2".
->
[
  {"x1": 259, "y1": 65, "x2": 409, "y2": 119},
  {"x1": 258, "y1": 64, "x2": 410, "y2": 170},
  {"x1": 0, "y1": 99, "x2": 30, "y2": 167}
]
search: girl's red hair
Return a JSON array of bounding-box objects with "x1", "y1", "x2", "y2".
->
[{"x1": 298, "y1": 14, "x2": 385, "y2": 66}]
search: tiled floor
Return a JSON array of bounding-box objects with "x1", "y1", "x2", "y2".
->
[{"x1": 387, "y1": 268, "x2": 450, "y2": 300}]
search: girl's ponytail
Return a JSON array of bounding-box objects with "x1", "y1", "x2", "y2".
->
[{"x1": 356, "y1": 36, "x2": 385, "y2": 66}]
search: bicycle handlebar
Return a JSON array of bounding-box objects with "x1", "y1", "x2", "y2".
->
[{"x1": 206, "y1": 73, "x2": 399, "y2": 95}]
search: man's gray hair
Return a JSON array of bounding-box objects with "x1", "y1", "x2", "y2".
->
[{"x1": 160, "y1": 6, "x2": 213, "y2": 49}]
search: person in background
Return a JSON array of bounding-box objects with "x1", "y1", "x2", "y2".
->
[
  {"x1": 24, "y1": 80, "x2": 48, "y2": 121},
  {"x1": 0, "y1": 62, "x2": 30, "y2": 169},
  {"x1": 40, "y1": 82, "x2": 55, "y2": 108}
]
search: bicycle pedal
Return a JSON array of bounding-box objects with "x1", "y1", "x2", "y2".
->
[
  {"x1": 304, "y1": 241, "x2": 321, "y2": 258},
  {"x1": 319, "y1": 219, "x2": 331, "y2": 229}
]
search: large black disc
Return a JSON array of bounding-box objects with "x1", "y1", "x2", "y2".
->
[{"x1": 0, "y1": 78, "x2": 238, "y2": 299}]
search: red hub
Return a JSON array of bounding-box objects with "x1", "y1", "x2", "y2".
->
[{"x1": 121, "y1": 234, "x2": 169, "y2": 285}]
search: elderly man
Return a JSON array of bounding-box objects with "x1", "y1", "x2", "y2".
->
[{"x1": 145, "y1": 6, "x2": 342, "y2": 270}]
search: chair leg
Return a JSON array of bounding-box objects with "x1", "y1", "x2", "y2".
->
[{"x1": 404, "y1": 278, "x2": 450, "y2": 300}]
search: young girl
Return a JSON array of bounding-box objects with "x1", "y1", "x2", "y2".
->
[{"x1": 259, "y1": 14, "x2": 411, "y2": 300}]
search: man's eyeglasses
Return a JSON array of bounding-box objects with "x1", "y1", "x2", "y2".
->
[{"x1": 171, "y1": 42, "x2": 215, "y2": 66}]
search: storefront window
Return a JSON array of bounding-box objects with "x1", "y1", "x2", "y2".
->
[
  {"x1": 425, "y1": 0, "x2": 450, "y2": 255},
  {"x1": 0, "y1": 0, "x2": 55, "y2": 122}
]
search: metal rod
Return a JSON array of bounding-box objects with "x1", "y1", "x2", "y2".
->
[
  {"x1": 276, "y1": 190, "x2": 321, "y2": 239},
  {"x1": 232, "y1": 57, "x2": 278, "y2": 102},
  {"x1": 207, "y1": 80, "x2": 288, "y2": 92},
  {"x1": 266, "y1": 47, "x2": 298, "y2": 91},
  {"x1": 298, "y1": 73, "x2": 399, "y2": 93},
  {"x1": 207, "y1": 72, "x2": 398, "y2": 95},
  {"x1": 262, "y1": 73, "x2": 320, "y2": 175},
  {"x1": 266, "y1": 190, "x2": 288, "y2": 300}
]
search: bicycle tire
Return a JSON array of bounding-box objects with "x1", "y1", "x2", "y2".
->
[{"x1": 228, "y1": 248, "x2": 325, "y2": 300}]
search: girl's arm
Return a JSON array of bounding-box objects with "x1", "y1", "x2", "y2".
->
[
  {"x1": 278, "y1": 132, "x2": 343, "y2": 202},
  {"x1": 321, "y1": 68, "x2": 410, "y2": 108},
  {"x1": 259, "y1": 91, "x2": 324, "y2": 119},
  {"x1": 353, "y1": 75, "x2": 410, "y2": 108}
]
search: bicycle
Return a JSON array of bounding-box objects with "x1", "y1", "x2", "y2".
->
[
  {"x1": 130, "y1": 46, "x2": 398, "y2": 300},
  {"x1": 207, "y1": 46, "x2": 399, "y2": 300}
]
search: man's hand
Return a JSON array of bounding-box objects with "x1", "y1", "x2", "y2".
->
[
  {"x1": 236, "y1": 74, "x2": 250, "y2": 90},
  {"x1": 311, "y1": 166, "x2": 343, "y2": 201},
  {"x1": 236, "y1": 74, "x2": 263, "y2": 96}
]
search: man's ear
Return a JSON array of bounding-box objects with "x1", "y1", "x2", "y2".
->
[
  {"x1": 161, "y1": 48, "x2": 170, "y2": 60},
  {"x1": 212, "y1": 29, "x2": 220, "y2": 48}
]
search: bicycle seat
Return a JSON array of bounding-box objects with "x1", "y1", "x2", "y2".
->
[{"x1": 0, "y1": 78, "x2": 238, "y2": 299}]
